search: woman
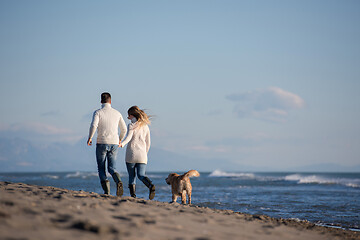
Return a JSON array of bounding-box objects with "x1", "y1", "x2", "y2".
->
[{"x1": 120, "y1": 106, "x2": 155, "y2": 200}]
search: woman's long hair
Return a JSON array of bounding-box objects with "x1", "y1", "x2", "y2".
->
[{"x1": 128, "y1": 106, "x2": 151, "y2": 127}]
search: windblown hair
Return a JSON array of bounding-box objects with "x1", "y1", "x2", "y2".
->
[
  {"x1": 128, "y1": 106, "x2": 151, "y2": 126},
  {"x1": 101, "y1": 92, "x2": 111, "y2": 103}
]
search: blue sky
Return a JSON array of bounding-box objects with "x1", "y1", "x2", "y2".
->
[{"x1": 0, "y1": 0, "x2": 359, "y2": 171}]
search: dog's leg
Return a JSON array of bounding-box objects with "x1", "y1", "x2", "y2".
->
[
  {"x1": 171, "y1": 194, "x2": 178, "y2": 203},
  {"x1": 181, "y1": 191, "x2": 187, "y2": 204},
  {"x1": 186, "y1": 185, "x2": 192, "y2": 204}
]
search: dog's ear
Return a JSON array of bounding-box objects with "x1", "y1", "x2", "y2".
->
[{"x1": 165, "y1": 177, "x2": 171, "y2": 185}]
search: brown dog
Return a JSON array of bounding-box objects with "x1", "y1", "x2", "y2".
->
[{"x1": 165, "y1": 170, "x2": 200, "y2": 204}]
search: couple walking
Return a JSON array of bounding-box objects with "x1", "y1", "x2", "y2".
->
[{"x1": 87, "y1": 92, "x2": 155, "y2": 200}]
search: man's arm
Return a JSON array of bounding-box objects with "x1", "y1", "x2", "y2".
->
[
  {"x1": 118, "y1": 115, "x2": 127, "y2": 141},
  {"x1": 88, "y1": 111, "x2": 99, "y2": 146}
]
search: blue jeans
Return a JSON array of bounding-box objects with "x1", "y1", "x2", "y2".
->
[
  {"x1": 126, "y1": 162, "x2": 147, "y2": 185},
  {"x1": 96, "y1": 144, "x2": 118, "y2": 182}
]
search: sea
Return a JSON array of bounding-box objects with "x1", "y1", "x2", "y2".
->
[{"x1": 1, "y1": 170, "x2": 359, "y2": 231}]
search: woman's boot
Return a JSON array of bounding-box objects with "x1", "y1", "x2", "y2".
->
[
  {"x1": 112, "y1": 172, "x2": 123, "y2": 197},
  {"x1": 128, "y1": 184, "x2": 136, "y2": 198},
  {"x1": 142, "y1": 177, "x2": 155, "y2": 200},
  {"x1": 101, "y1": 180, "x2": 110, "y2": 195}
]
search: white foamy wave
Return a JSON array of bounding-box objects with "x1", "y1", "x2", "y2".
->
[
  {"x1": 158, "y1": 185, "x2": 171, "y2": 191},
  {"x1": 146, "y1": 174, "x2": 164, "y2": 179},
  {"x1": 346, "y1": 183, "x2": 360, "y2": 188},
  {"x1": 65, "y1": 171, "x2": 98, "y2": 179},
  {"x1": 44, "y1": 175, "x2": 59, "y2": 179},
  {"x1": 285, "y1": 174, "x2": 336, "y2": 184},
  {"x1": 285, "y1": 174, "x2": 360, "y2": 188},
  {"x1": 208, "y1": 170, "x2": 255, "y2": 178},
  {"x1": 289, "y1": 218, "x2": 302, "y2": 222}
]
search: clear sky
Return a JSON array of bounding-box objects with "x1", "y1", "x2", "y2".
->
[{"x1": 0, "y1": 0, "x2": 359, "y2": 171}]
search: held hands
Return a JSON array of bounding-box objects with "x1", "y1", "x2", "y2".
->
[{"x1": 88, "y1": 138, "x2": 124, "y2": 147}]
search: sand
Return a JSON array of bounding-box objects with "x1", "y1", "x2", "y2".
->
[{"x1": 0, "y1": 181, "x2": 359, "y2": 240}]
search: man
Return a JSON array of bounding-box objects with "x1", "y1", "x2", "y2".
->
[{"x1": 87, "y1": 92, "x2": 127, "y2": 196}]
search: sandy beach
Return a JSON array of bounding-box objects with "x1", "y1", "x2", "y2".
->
[{"x1": 0, "y1": 181, "x2": 359, "y2": 240}]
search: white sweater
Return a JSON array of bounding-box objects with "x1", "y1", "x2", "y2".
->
[
  {"x1": 88, "y1": 103, "x2": 127, "y2": 145},
  {"x1": 121, "y1": 119, "x2": 151, "y2": 164}
]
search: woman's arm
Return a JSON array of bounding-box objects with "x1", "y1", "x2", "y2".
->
[
  {"x1": 145, "y1": 126, "x2": 151, "y2": 153},
  {"x1": 120, "y1": 124, "x2": 134, "y2": 147}
]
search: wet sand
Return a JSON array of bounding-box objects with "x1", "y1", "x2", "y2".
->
[{"x1": 0, "y1": 181, "x2": 359, "y2": 240}]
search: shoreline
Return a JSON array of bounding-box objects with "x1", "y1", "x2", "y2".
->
[
  {"x1": 1, "y1": 181, "x2": 359, "y2": 240},
  {"x1": 314, "y1": 223, "x2": 360, "y2": 233}
]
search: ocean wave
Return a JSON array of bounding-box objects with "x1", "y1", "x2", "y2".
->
[
  {"x1": 43, "y1": 175, "x2": 60, "y2": 179},
  {"x1": 346, "y1": 183, "x2": 360, "y2": 188},
  {"x1": 208, "y1": 170, "x2": 255, "y2": 179},
  {"x1": 157, "y1": 185, "x2": 171, "y2": 191},
  {"x1": 284, "y1": 174, "x2": 360, "y2": 188},
  {"x1": 146, "y1": 174, "x2": 165, "y2": 179},
  {"x1": 65, "y1": 171, "x2": 98, "y2": 179}
]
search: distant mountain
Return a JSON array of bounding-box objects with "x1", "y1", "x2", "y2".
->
[
  {"x1": 0, "y1": 137, "x2": 238, "y2": 172},
  {"x1": 1, "y1": 137, "x2": 357, "y2": 173},
  {"x1": 0, "y1": 137, "x2": 96, "y2": 172}
]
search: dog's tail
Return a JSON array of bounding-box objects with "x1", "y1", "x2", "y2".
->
[{"x1": 182, "y1": 170, "x2": 200, "y2": 179}]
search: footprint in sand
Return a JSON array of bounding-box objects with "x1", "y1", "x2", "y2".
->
[
  {"x1": 51, "y1": 214, "x2": 73, "y2": 223},
  {"x1": 112, "y1": 215, "x2": 132, "y2": 221},
  {"x1": 127, "y1": 213, "x2": 157, "y2": 224},
  {"x1": 22, "y1": 208, "x2": 40, "y2": 215},
  {"x1": 43, "y1": 209, "x2": 57, "y2": 213},
  {"x1": 111, "y1": 201, "x2": 121, "y2": 206},
  {"x1": 24, "y1": 187, "x2": 33, "y2": 192},
  {"x1": 143, "y1": 218, "x2": 156, "y2": 224},
  {"x1": 128, "y1": 213, "x2": 146, "y2": 217},
  {"x1": 70, "y1": 220, "x2": 118, "y2": 234},
  {"x1": 0, "y1": 210, "x2": 10, "y2": 218},
  {"x1": 262, "y1": 224, "x2": 275, "y2": 229},
  {"x1": 0, "y1": 200, "x2": 15, "y2": 207}
]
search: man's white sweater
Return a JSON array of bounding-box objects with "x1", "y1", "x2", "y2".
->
[{"x1": 88, "y1": 103, "x2": 127, "y2": 145}]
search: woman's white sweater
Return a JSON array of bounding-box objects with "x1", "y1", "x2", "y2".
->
[{"x1": 121, "y1": 119, "x2": 151, "y2": 164}]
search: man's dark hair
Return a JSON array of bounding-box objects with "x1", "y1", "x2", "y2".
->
[{"x1": 101, "y1": 92, "x2": 111, "y2": 103}]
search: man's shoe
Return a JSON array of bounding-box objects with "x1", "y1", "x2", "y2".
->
[
  {"x1": 112, "y1": 172, "x2": 123, "y2": 197},
  {"x1": 116, "y1": 181, "x2": 123, "y2": 197}
]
